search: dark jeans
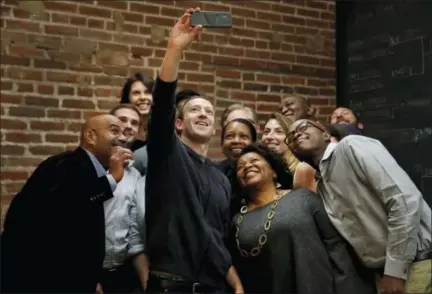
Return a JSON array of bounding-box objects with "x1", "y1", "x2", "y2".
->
[{"x1": 100, "y1": 260, "x2": 142, "y2": 293}]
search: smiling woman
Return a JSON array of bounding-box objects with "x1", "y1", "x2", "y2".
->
[
  {"x1": 229, "y1": 143, "x2": 376, "y2": 294},
  {"x1": 221, "y1": 118, "x2": 257, "y2": 163},
  {"x1": 261, "y1": 113, "x2": 299, "y2": 173},
  {"x1": 217, "y1": 118, "x2": 257, "y2": 217},
  {"x1": 120, "y1": 72, "x2": 155, "y2": 151},
  {"x1": 261, "y1": 113, "x2": 316, "y2": 192}
]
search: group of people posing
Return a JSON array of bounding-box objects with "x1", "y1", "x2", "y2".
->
[{"x1": 1, "y1": 7, "x2": 431, "y2": 294}]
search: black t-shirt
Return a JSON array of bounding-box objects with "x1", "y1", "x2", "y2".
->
[{"x1": 145, "y1": 77, "x2": 232, "y2": 289}]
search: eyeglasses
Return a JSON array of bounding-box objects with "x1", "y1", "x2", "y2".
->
[{"x1": 285, "y1": 120, "x2": 326, "y2": 145}]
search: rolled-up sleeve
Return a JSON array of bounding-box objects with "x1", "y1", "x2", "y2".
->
[
  {"x1": 341, "y1": 136, "x2": 422, "y2": 279},
  {"x1": 127, "y1": 176, "x2": 146, "y2": 256}
]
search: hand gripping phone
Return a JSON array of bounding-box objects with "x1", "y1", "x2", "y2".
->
[{"x1": 190, "y1": 11, "x2": 232, "y2": 28}]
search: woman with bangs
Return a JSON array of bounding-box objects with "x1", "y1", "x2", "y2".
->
[
  {"x1": 261, "y1": 112, "x2": 316, "y2": 192},
  {"x1": 229, "y1": 143, "x2": 376, "y2": 294}
]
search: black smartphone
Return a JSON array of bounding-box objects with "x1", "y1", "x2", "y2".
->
[{"x1": 190, "y1": 11, "x2": 232, "y2": 28}]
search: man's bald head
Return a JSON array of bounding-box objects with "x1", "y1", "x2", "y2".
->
[
  {"x1": 280, "y1": 95, "x2": 316, "y2": 122},
  {"x1": 80, "y1": 114, "x2": 120, "y2": 145},
  {"x1": 80, "y1": 114, "x2": 124, "y2": 168}
]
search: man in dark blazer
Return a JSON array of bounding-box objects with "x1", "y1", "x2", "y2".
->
[{"x1": 0, "y1": 114, "x2": 134, "y2": 293}]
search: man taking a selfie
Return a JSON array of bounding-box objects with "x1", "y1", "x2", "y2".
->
[{"x1": 144, "y1": 7, "x2": 243, "y2": 294}]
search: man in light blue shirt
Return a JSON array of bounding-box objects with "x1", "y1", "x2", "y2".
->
[{"x1": 97, "y1": 105, "x2": 148, "y2": 293}]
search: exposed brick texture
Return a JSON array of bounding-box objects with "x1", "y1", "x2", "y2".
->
[{"x1": 0, "y1": 0, "x2": 336, "y2": 227}]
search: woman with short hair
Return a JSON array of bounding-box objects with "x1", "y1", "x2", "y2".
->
[
  {"x1": 218, "y1": 118, "x2": 257, "y2": 217},
  {"x1": 230, "y1": 143, "x2": 376, "y2": 294}
]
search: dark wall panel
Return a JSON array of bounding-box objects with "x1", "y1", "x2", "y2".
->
[{"x1": 337, "y1": 1, "x2": 432, "y2": 205}]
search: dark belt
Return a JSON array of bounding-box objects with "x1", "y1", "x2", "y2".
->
[
  {"x1": 414, "y1": 248, "x2": 432, "y2": 262},
  {"x1": 101, "y1": 262, "x2": 128, "y2": 273},
  {"x1": 148, "y1": 273, "x2": 218, "y2": 293}
]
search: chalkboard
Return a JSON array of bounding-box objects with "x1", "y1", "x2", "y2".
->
[{"x1": 337, "y1": 1, "x2": 432, "y2": 206}]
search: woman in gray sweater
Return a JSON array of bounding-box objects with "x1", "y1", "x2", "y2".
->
[{"x1": 230, "y1": 143, "x2": 375, "y2": 293}]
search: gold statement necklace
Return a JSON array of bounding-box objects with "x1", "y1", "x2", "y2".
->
[{"x1": 235, "y1": 192, "x2": 284, "y2": 257}]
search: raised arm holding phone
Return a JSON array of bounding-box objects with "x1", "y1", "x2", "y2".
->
[{"x1": 145, "y1": 7, "x2": 243, "y2": 293}]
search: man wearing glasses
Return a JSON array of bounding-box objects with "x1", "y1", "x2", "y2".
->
[{"x1": 286, "y1": 119, "x2": 431, "y2": 294}]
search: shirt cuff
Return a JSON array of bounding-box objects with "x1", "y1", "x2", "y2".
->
[
  {"x1": 106, "y1": 174, "x2": 117, "y2": 192},
  {"x1": 128, "y1": 244, "x2": 145, "y2": 256},
  {"x1": 384, "y1": 257, "x2": 410, "y2": 280}
]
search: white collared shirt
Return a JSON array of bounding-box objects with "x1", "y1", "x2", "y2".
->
[{"x1": 103, "y1": 166, "x2": 146, "y2": 268}]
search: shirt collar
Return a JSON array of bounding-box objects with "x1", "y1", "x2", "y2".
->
[
  {"x1": 184, "y1": 143, "x2": 211, "y2": 165},
  {"x1": 321, "y1": 142, "x2": 338, "y2": 162},
  {"x1": 317, "y1": 142, "x2": 338, "y2": 179},
  {"x1": 81, "y1": 147, "x2": 106, "y2": 177}
]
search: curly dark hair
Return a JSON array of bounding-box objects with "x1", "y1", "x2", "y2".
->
[{"x1": 236, "y1": 143, "x2": 293, "y2": 190}]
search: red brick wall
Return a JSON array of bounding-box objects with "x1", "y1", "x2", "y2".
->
[{"x1": 0, "y1": 0, "x2": 336, "y2": 226}]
